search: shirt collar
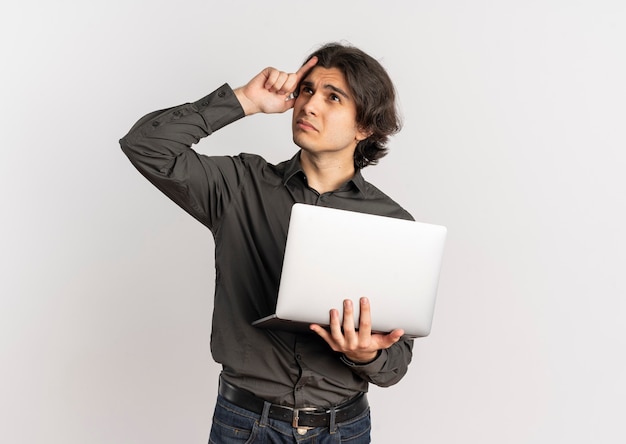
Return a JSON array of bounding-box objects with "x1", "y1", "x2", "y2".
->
[{"x1": 282, "y1": 151, "x2": 366, "y2": 195}]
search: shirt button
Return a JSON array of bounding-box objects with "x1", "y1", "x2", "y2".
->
[
  {"x1": 173, "y1": 110, "x2": 181, "y2": 116},
  {"x1": 296, "y1": 354, "x2": 302, "y2": 360},
  {"x1": 218, "y1": 91, "x2": 226, "y2": 98},
  {"x1": 201, "y1": 101, "x2": 209, "y2": 107},
  {"x1": 151, "y1": 121, "x2": 159, "y2": 127}
]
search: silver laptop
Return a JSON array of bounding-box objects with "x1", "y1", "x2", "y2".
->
[{"x1": 252, "y1": 203, "x2": 447, "y2": 338}]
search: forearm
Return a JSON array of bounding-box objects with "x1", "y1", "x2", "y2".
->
[
  {"x1": 120, "y1": 84, "x2": 244, "y2": 175},
  {"x1": 119, "y1": 84, "x2": 245, "y2": 227}
]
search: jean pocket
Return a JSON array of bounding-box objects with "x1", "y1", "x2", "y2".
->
[
  {"x1": 209, "y1": 418, "x2": 262, "y2": 444},
  {"x1": 209, "y1": 397, "x2": 263, "y2": 444}
]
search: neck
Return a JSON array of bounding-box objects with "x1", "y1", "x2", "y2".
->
[{"x1": 299, "y1": 150, "x2": 356, "y2": 194}]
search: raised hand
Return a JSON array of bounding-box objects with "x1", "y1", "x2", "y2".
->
[
  {"x1": 234, "y1": 56, "x2": 318, "y2": 116},
  {"x1": 310, "y1": 297, "x2": 405, "y2": 364}
]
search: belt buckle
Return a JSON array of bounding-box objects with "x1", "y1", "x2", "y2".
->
[
  {"x1": 292, "y1": 409, "x2": 299, "y2": 428},
  {"x1": 292, "y1": 408, "x2": 315, "y2": 431}
]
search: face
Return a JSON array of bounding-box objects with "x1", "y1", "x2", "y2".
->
[{"x1": 292, "y1": 67, "x2": 369, "y2": 161}]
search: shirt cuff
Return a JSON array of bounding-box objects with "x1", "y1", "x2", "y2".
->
[
  {"x1": 192, "y1": 83, "x2": 245, "y2": 132},
  {"x1": 340, "y1": 349, "x2": 386, "y2": 373}
]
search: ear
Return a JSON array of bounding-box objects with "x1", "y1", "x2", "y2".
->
[{"x1": 356, "y1": 126, "x2": 372, "y2": 142}]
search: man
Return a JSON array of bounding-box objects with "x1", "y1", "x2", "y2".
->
[{"x1": 121, "y1": 43, "x2": 414, "y2": 443}]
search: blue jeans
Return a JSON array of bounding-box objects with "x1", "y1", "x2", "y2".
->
[{"x1": 209, "y1": 395, "x2": 372, "y2": 443}]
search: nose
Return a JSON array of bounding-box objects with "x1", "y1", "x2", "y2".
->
[{"x1": 301, "y1": 92, "x2": 321, "y2": 116}]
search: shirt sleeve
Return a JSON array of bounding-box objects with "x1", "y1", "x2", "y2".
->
[
  {"x1": 119, "y1": 84, "x2": 245, "y2": 231},
  {"x1": 340, "y1": 337, "x2": 414, "y2": 387}
]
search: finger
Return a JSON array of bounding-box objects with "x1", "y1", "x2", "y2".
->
[
  {"x1": 263, "y1": 68, "x2": 280, "y2": 90},
  {"x1": 310, "y1": 324, "x2": 332, "y2": 343},
  {"x1": 282, "y1": 57, "x2": 317, "y2": 97},
  {"x1": 341, "y1": 299, "x2": 359, "y2": 349},
  {"x1": 342, "y1": 299, "x2": 357, "y2": 333},
  {"x1": 377, "y1": 329, "x2": 405, "y2": 349},
  {"x1": 271, "y1": 71, "x2": 289, "y2": 94},
  {"x1": 328, "y1": 308, "x2": 344, "y2": 342},
  {"x1": 283, "y1": 96, "x2": 297, "y2": 111},
  {"x1": 390, "y1": 328, "x2": 405, "y2": 341},
  {"x1": 281, "y1": 72, "x2": 301, "y2": 97},
  {"x1": 294, "y1": 56, "x2": 318, "y2": 82},
  {"x1": 357, "y1": 297, "x2": 372, "y2": 341}
]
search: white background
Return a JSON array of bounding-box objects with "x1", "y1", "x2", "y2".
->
[{"x1": 1, "y1": 1, "x2": 624, "y2": 443}]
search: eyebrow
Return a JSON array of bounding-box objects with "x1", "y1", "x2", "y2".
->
[{"x1": 301, "y1": 80, "x2": 351, "y2": 100}]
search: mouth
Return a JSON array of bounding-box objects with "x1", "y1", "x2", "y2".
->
[{"x1": 295, "y1": 118, "x2": 318, "y2": 132}]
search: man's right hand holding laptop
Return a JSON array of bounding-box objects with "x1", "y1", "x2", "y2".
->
[{"x1": 310, "y1": 296, "x2": 405, "y2": 363}]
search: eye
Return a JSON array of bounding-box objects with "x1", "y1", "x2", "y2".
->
[
  {"x1": 329, "y1": 93, "x2": 341, "y2": 102},
  {"x1": 300, "y1": 85, "x2": 313, "y2": 95}
]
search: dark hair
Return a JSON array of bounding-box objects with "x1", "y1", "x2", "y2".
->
[{"x1": 301, "y1": 42, "x2": 402, "y2": 169}]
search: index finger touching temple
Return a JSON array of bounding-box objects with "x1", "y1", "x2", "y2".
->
[{"x1": 295, "y1": 56, "x2": 318, "y2": 82}]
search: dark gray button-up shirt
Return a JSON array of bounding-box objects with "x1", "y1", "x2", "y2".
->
[{"x1": 120, "y1": 84, "x2": 414, "y2": 408}]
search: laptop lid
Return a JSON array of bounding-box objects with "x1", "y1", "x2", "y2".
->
[{"x1": 252, "y1": 203, "x2": 447, "y2": 338}]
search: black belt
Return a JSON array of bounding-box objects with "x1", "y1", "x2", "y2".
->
[{"x1": 218, "y1": 378, "x2": 369, "y2": 428}]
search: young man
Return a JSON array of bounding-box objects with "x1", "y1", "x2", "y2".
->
[{"x1": 121, "y1": 43, "x2": 414, "y2": 443}]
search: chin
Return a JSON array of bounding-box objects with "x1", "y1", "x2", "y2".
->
[{"x1": 292, "y1": 133, "x2": 310, "y2": 151}]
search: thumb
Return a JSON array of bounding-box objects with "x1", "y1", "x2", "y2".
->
[
  {"x1": 283, "y1": 93, "x2": 297, "y2": 110},
  {"x1": 380, "y1": 329, "x2": 404, "y2": 348}
]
